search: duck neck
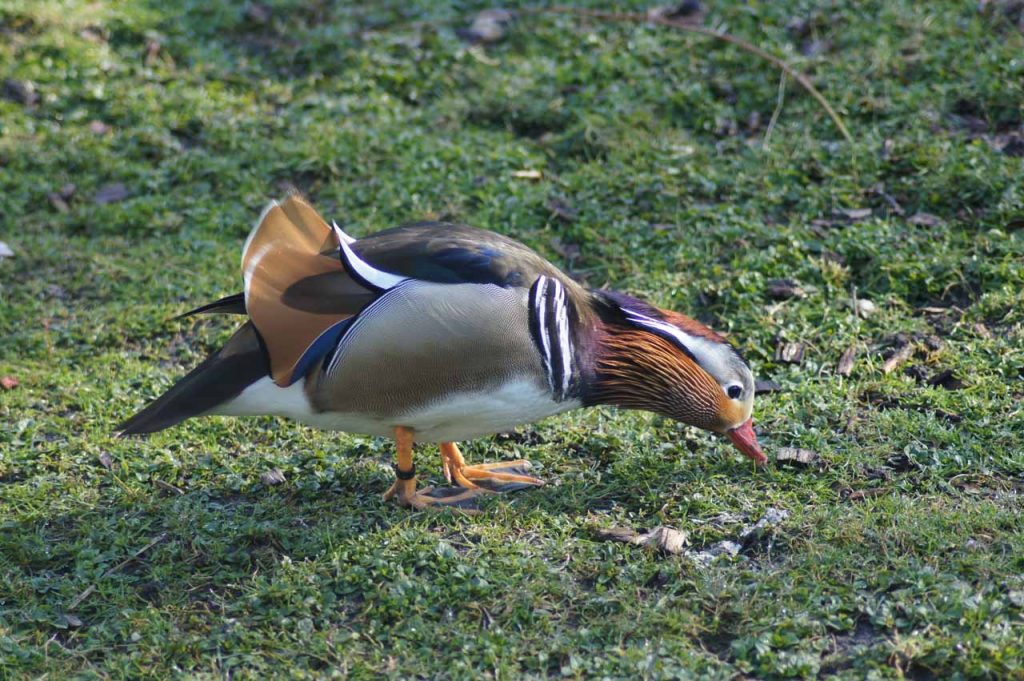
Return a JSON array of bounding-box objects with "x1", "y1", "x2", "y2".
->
[{"x1": 578, "y1": 318, "x2": 720, "y2": 431}]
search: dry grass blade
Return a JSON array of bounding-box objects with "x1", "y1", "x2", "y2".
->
[
  {"x1": 67, "y1": 533, "x2": 168, "y2": 611},
  {"x1": 527, "y1": 6, "x2": 854, "y2": 143}
]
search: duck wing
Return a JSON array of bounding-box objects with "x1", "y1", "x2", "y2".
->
[
  {"x1": 350, "y1": 221, "x2": 567, "y2": 288},
  {"x1": 192, "y1": 195, "x2": 580, "y2": 388}
]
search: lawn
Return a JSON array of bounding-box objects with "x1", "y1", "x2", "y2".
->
[{"x1": 2, "y1": 0, "x2": 1023, "y2": 678}]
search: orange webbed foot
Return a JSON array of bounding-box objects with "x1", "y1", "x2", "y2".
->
[{"x1": 439, "y1": 443, "x2": 545, "y2": 493}]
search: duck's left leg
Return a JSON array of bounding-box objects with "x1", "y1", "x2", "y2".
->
[
  {"x1": 382, "y1": 427, "x2": 485, "y2": 511},
  {"x1": 439, "y1": 442, "x2": 545, "y2": 493}
]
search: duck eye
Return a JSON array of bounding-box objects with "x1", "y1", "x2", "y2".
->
[{"x1": 727, "y1": 385, "x2": 742, "y2": 400}]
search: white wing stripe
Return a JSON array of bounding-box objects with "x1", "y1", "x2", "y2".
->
[
  {"x1": 529, "y1": 275, "x2": 576, "y2": 400},
  {"x1": 332, "y1": 222, "x2": 406, "y2": 290},
  {"x1": 534, "y1": 277, "x2": 554, "y2": 391},
  {"x1": 553, "y1": 280, "x2": 572, "y2": 394},
  {"x1": 331, "y1": 221, "x2": 356, "y2": 245}
]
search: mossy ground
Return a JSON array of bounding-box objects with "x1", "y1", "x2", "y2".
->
[{"x1": 2, "y1": 1, "x2": 1023, "y2": 678}]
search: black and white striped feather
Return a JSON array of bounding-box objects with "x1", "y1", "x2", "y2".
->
[{"x1": 528, "y1": 275, "x2": 578, "y2": 401}]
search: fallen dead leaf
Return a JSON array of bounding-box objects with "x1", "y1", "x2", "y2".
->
[
  {"x1": 739, "y1": 507, "x2": 790, "y2": 544},
  {"x1": 94, "y1": 183, "x2": 130, "y2": 205},
  {"x1": 154, "y1": 479, "x2": 184, "y2": 495},
  {"x1": 642, "y1": 526, "x2": 689, "y2": 554},
  {"x1": 2, "y1": 78, "x2": 38, "y2": 107},
  {"x1": 754, "y1": 379, "x2": 783, "y2": 395},
  {"x1": 98, "y1": 452, "x2": 113, "y2": 470},
  {"x1": 458, "y1": 9, "x2": 515, "y2": 44},
  {"x1": 647, "y1": 1, "x2": 706, "y2": 24},
  {"x1": 776, "y1": 447, "x2": 819, "y2": 466},
  {"x1": 972, "y1": 322, "x2": 993, "y2": 340},
  {"x1": 928, "y1": 369, "x2": 965, "y2": 390},
  {"x1": 47, "y1": 192, "x2": 70, "y2": 213},
  {"x1": 1002, "y1": 135, "x2": 1024, "y2": 157},
  {"x1": 880, "y1": 137, "x2": 895, "y2": 159},
  {"x1": 594, "y1": 527, "x2": 639, "y2": 543},
  {"x1": 261, "y1": 468, "x2": 286, "y2": 486},
  {"x1": 908, "y1": 212, "x2": 944, "y2": 227},
  {"x1": 245, "y1": 2, "x2": 272, "y2": 23},
  {"x1": 546, "y1": 196, "x2": 578, "y2": 222},
  {"x1": 144, "y1": 38, "x2": 162, "y2": 66},
  {"x1": 79, "y1": 26, "x2": 106, "y2": 43},
  {"x1": 854, "y1": 299, "x2": 876, "y2": 318},
  {"x1": 885, "y1": 452, "x2": 920, "y2": 472},
  {"x1": 596, "y1": 509, "x2": 788, "y2": 564},
  {"x1": 837, "y1": 346, "x2": 857, "y2": 376},
  {"x1": 765, "y1": 278, "x2": 806, "y2": 300},
  {"x1": 62, "y1": 614, "x2": 84, "y2": 628},
  {"x1": 843, "y1": 488, "x2": 887, "y2": 502},
  {"x1": 801, "y1": 38, "x2": 831, "y2": 57},
  {"x1": 594, "y1": 525, "x2": 689, "y2": 555},
  {"x1": 882, "y1": 342, "x2": 914, "y2": 374},
  {"x1": 809, "y1": 217, "x2": 839, "y2": 232},
  {"x1": 868, "y1": 183, "x2": 904, "y2": 216},
  {"x1": 775, "y1": 342, "x2": 805, "y2": 364},
  {"x1": 549, "y1": 238, "x2": 580, "y2": 260},
  {"x1": 834, "y1": 207, "x2": 872, "y2": 221}
]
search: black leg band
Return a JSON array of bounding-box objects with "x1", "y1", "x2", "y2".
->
[{"x1": 394, "y1": 464, "x2": 416, "y2": 481}]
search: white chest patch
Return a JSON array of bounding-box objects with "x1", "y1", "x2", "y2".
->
[{"x1": 215, "y1": 376, "x2": 578, "y2": 443}]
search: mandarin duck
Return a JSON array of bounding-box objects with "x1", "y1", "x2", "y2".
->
[{"x1": 119, "y1": 195, "x2": 765, "y2": 510}]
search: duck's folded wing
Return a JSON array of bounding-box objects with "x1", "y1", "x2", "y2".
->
[
  {"x1": 240, "y1": 195, "x2": 579, "y2": 388},
  {"x1": 350, "y1": 222, "x2": 566, "y2": 288},
  {"x1": 242, "y1": 195, "x2": 403, "y2": 386}
]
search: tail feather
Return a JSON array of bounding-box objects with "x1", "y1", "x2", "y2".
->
[
  {"x1": 174, "y1": 292, "x2": 246, "y2": 319},
  {"x1": 118, "y1": 322, "x2": 268, "y2": 435}
]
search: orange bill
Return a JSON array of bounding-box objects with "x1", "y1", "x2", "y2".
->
[{"x1": 727, "y1": 418, "x2": 766, "y2": 464}]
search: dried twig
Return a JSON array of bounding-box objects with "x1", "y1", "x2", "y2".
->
[
  {"x1": 67, "y1": 533, "x2": 168, "y2": 611},
  {"x1": 525, "y1": 6, "x2": 854, "y2": 143},
  {"x1": 764, "y1": 71, "x2": 788, "y2": 145}
]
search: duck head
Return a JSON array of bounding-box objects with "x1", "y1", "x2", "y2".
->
[{"x1": 582, "y1": 291, "x2": 766, "y2": 464}]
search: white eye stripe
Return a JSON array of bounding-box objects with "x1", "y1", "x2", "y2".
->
[
  {"x1": 622, "y1": 308, "x2": 734, "y2": 389},
  {"x1": 622, "y1": 309, "x2": 697, "y2": 358}
]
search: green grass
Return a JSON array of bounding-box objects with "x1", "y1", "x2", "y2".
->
[{"x1": 2, "y1": 0, "x2": 1023, "y2": 678}]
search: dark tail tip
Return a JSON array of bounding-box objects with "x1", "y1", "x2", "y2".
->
[{"x1": 117, "y1": 322, "x2": 268, "y2": 436}]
